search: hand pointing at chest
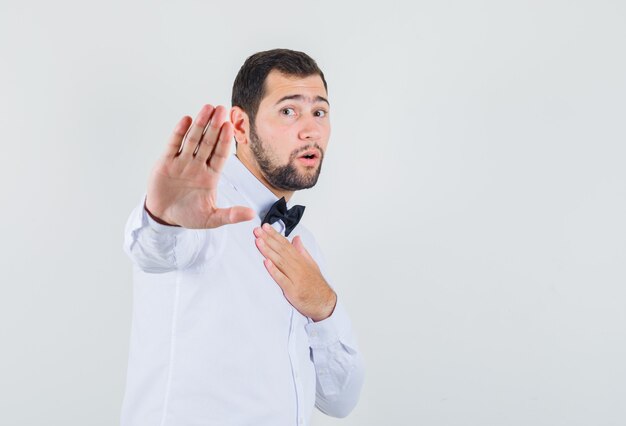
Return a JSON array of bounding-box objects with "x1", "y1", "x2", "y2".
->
[{"x1": 254, "y1": 224, "x2": 337, "y2": 322}]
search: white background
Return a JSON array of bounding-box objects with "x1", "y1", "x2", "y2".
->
[{"x1": 1, "y1": 1, "x2": 625, "y2": 425}]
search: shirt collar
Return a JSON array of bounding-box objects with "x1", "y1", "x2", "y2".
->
[{"x1": 222, "y1": 154, "x2": 288, "y2": 220}]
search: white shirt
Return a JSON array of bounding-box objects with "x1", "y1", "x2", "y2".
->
[{"x1": 121, "y1": 154, "x2": 365, "y2": 426}]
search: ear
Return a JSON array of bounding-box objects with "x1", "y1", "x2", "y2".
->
[{"x1": 230, "y1": 107, "x2": 250, "y2": 146}]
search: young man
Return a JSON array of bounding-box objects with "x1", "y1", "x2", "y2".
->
[{"x1": 122, "y1": 49, "x2": 364, "y2": 426}]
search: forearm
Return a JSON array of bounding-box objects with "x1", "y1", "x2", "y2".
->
[{"x1": 307, "y1": 299, "x2": 365, "y2": 418}]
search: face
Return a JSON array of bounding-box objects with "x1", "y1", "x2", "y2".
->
[{"x1": 249, "y1": 70, "x2": 331, "y2": 191}]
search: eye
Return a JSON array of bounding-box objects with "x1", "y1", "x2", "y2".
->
[
  {"x1": 314, "y1": 109, "x2": 328, "y2": 118},
  {"x1": 281, "y1": 107, "x2": 296, "y2": 116}
]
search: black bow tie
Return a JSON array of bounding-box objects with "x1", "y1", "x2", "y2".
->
[{"x1": 261, "y1": 197, "x2": 305, "y2": 237}]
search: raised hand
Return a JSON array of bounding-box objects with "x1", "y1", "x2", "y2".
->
[{"x1": 145, "y1": 104, "x2": 256, "y2": 229}]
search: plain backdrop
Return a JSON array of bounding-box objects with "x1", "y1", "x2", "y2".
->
[{"x1": 1, "y1": 1, "x2": 625, "y2": 425}]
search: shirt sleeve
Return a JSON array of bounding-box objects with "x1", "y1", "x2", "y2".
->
[
  {"x1": 122, "y1": 195, "x2": 207, "y2": 273},
  {"x1": 305, "y1": 298, "x2": 365, "y2": 418}
]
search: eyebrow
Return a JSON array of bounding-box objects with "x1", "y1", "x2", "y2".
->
[{"x1": 274, "y1": 94, "x2": 330, "y2": 106}]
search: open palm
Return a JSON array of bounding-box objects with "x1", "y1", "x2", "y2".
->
[{"x1": 145, "y1": 104, "x2": 255, "y2": 229}]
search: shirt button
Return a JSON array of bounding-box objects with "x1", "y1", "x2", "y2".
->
[
  {"x1": 298, "y1": 418, "x2": 304, "y2": 424},
  {"x1": 294, "y1": 371, "x2": 299, "y2": 378},
  {"x1": 310, "y1": 331, "x2": 318, "y2": 337}
]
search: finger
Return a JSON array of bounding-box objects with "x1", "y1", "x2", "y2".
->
[
  {"x1": 256, "y1": 224, "x2": 298, "y2": 261},
  {"x1": 195, "y1": 111, "x2": 229, "y2": 164},
  {"x1": 194, "y1": 105, "x2": 227, "y2": 163},
  {"x1": 179, "y1": 104, "x2": 215, "y2": 158},
  {"x1": 207, "y1": 121, "x2": 234, "y2": 172},
  {"x1": 254, "y1": 235, "x2": 290, "y2": 275},
  {"x1": 263, "y1": 258, "x2": 293, "y2": 292},
  {"x1": 255, "y1": 231, "x2": 298, "y2": 276},
  {"x1": 204, "y1": 206, "x2": 256, "y2": 228},
  {"x1": 292, "y1": 236, "x2": 315, "y2": 263},
  {"x1": 164, "y1": 116, "x2": 193, "y2": 159},
  {"x1": 260, "y1": 223, "x2": 290, "y2": 243}
]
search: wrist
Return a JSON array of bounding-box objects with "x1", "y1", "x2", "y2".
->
[
  {"x1": 144, "y1": 200, "x2": 180, "y2": 227},
  {"x1": 311, "y1": 289, "x2": 337, "y2": 322}
]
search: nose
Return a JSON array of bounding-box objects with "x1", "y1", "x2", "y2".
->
[{"x1": 297, "y1": 115, "x2": 321, "y2": 141}]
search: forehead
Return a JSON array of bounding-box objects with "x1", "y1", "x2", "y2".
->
[{"x1": 260, "y1": 70, "x2": 327, "y2": 105}]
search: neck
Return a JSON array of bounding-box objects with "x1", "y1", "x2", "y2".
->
[{"x1": 235, "y1": 151, "x2": 295, "y2": 203}]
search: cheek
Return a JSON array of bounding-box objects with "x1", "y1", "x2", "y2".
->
[
  {"x1": 264, "y1": 130, "x2": 295, "y2": 159},
  {"x1": 258, "y1": 119, "x2": 293, "y2": 141},
  {"x1": 320, "y1": 123, "x2": 331, "y2": 142},
  {"x1": 319, "y1": 129, "x2": 331, "y2": 151}
]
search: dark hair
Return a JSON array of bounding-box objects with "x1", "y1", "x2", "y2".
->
[{"x1": 231, "y1": 49, "x2": 327, "y2": 130}]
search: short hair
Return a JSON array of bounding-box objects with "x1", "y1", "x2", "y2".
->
[{"x1": 231, "y1": 48, "x2": 328, "y2": 130}]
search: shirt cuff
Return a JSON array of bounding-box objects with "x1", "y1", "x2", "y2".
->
[
  {"x1": 305, "y1": 298, "x2": 352, "y2": 349},
  {"x1": 142, "y1": 199, "x2": 185, "y2": 236}
]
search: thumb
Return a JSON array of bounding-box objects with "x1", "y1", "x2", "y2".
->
[
  {"x1": 228, "y1": 206, "x2": 256, "y2": 224},
  {"x1": 292, "y1": 236, "x2": 314, "y2": 261},
  {"x1": 205, "y1": 206, "x2": 255, "y2": 228}
]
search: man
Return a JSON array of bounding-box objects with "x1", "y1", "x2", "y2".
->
[{"x1": 122, "y1": 49, "x2": 364, "y2": 426}]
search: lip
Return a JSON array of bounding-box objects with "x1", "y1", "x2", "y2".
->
[
  {"x1": 297, "y1": 156, "x2": 319, "y2": 167},
  {"x1": 297, "y1": 149, "x2": 321, "y2": 159},
  {"x1": 296, "y1": 148, "x2": 321, "y2": 167}
]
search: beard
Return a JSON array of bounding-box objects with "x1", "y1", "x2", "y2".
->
[{"x1": 249, "y1": 125, "x2": 324, "y2": 191}]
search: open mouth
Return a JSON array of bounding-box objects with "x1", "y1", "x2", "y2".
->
[
  {"x1": 297, "y1": 149, "x2": 321, "y2": 166},
  {"x1": 298, "y1": 149, "x2": 321, "y2": 160}
]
